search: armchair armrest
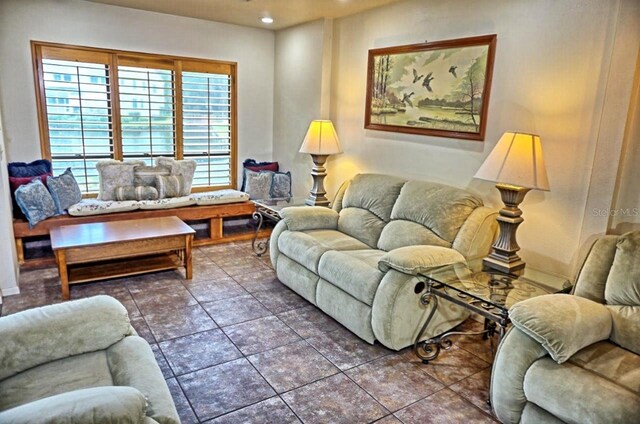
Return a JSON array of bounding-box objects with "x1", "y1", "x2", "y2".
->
[
  {"x1": 0, "y1": 295, "x2": 132, "y2": 381},
  {"x1": 0, "y1": 386, "x2": 147, "y2": 424},
  {"x1": 509, "y1": 294, "x2": 612, "y2": 364},
  {"x1": 279, "y1": 206, "x2": 339, "y2": 231},
  {"x1": 377, "y1": 245, "x2": 465, "y2": 275}
]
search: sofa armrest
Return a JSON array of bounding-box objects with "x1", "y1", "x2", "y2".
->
[
  {"x1": 279, "y1": 206, "x2": 339, "y2": 231},
  {"x1": 0, "y1": 386, "x2": 147, "y2": 424},
  {"x1": 509, "y1": 294, "x2": 612, "y2": 364},
  {"x1": 0, "y1": 295, "x2": 132, "y2": 381},
  {"x1": 378, "y1": 245, "x2": 465, "y2": 275}
]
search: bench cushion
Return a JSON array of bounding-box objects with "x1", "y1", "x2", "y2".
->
[
  {"x1": 68, "y1": 199, "x2": 139, "y2": 217},
  {"x1": 138, "y1": 196, "x2": 195, "y2": 210},
  {"x1": 190, "y1": 189, "x2": 249, "y2": 205}
]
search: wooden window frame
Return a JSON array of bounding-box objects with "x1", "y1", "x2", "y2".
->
[{"x1": 31, "y1": 41, "x2": 238, "y2": 194}]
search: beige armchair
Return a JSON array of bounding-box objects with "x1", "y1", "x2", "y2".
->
[
  {"x1": 0, "y1": 295, "x2": 180, "y2": 424},
  {"x1": 490, "y1": 232, "x2": 640, "y2": 423}
]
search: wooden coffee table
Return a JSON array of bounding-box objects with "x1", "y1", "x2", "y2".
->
[{"x1": 51, "y1": 216, "x2": 195, "y2": 300}]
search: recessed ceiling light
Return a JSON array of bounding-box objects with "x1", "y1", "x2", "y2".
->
[{"x1": 261, "y1": 17, "x2": 274, "y2": 24}]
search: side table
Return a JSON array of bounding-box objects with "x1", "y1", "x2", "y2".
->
[
  {"x1": 414, "y1": 259, "x2": 572, "y2": 363},
  {"x1": 252, "y1": 197, "x2": 307, "y2": 256}
]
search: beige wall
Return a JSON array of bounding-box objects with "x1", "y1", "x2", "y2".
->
[
  {"x1": 0, "y1": 0, "x2": 275, "y2": 184},
  {"x1": 0, "y1": 108, "x2": 19, "y2": 295},
  {"x1": 273, "y1": 19, "x2": 333, "y2": 198},
  {"x1": 326, "y1": 0, "x2": 640, "y2": 276},
  {"x1": 611, "y1": 57, "x2": 640, "y2": 234}
]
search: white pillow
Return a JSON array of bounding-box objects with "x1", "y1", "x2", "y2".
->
[
  {"x1": 96, "y1": 160, "x2": 145, "y2": 201},
  {"x1": 155, "y1": 157, "x2": 197, "y2": 196}
]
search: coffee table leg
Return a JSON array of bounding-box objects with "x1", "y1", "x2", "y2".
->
[
  {"x1": 185, "y1": 234, "x2": 193, "y2": 280},
  {"x1": 55, "y1": 250, "x2": 70, "y2": 300}
]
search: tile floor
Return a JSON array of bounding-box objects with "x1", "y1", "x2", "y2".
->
[{"x1": 2, "y1": 241, "x2": 499, "y2": 423}]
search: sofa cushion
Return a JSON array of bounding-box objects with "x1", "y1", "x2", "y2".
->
[
  {"x1": 569, "y1": 341, "x2": 640, "y2": 393},
  {"x1": 0, "y1": 386, "x2": 147, "y2": 424},
  {"x1": 277, "y1": 229, "x2": 369, "y2": 274},
  {"x1": 523, "y1": 352, "x2": 640, "y2": 424},
  {"x1": 338, "y1": 174, "x2": 406, "y2": 247},
  {"x1": 378, "y1": 245, "x2": 465, "y2": 275},
  {"x1": 68, "y1": 199, "x2": 140, "y2": 216},
  {"x1": 607, "y1": 305, "x2": 640, "y2": 355},
  {"x1": 378, "y1": 180, "x2": 482, "y2": 251},
  {"x1": 605, "y1": 231, "x2": 640, "y2": 306},
  {"x1": 189, "y1": 189, "x2": 250, "y2": 205},
  {"x1": 377, "y1": 220, "x2": 452, "y2": 252},
  {"x1": 0, "y1": 350, "x2": 114, "y2": 411},
  {"x1": 318, "y1": 249, "x2": 386, "y2": 306}
]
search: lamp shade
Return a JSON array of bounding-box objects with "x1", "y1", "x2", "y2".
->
[
  {"x1": 474, "y1": 132, "x2": 550, "y2": 191},
  {"x1": 299, "y1": 120, "x2": 342, "y2": 155}
]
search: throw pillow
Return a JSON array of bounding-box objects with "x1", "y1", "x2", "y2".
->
[
  {"x1": 156, "y1": 157, "x2": 196, "y2": 196},
  {"x1": 241, "y1": 159, "x2": 278, "y2": 191},
  {"x1": 133, "y1": 165, "x2": 171, "y2": 187},
  {"x1": 156, "y1": 174, "x2": 185, "y2": 199},
  {"x1": 47, "y1": 168, "x2": 82, "y2": 214},
  {"x1": 243, "y1": 169, "x2": 272, "y2": 200},
  {"x1": 14, "y1": 179, "x2": 57, "y2": 228},
  {"x1": 8, "y1": 159, "x2": 52, "y2": 178},
  {"x1": 9, "y1": 173, "x2": 52, "y2": 218},
  {"x1": 115, "y1": 185, "x2": 159, "y2": 201},
  {"x1": 270, "y1": 171, "x2": 292, "y2": 198},
  {"x1": 96, "y1": 160, "x2": 145, "y2": 201}
]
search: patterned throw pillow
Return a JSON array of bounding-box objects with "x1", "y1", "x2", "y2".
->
[
  {"x1": 8, "y1": 159, "x2": 52, "y2": 178},
  {"x1": 270, "y1": 171, "x2": 292, "y2": 199},
  {"x1": 156, "y1": 158, "x2": 196, "y2": 196},
  {"x1": 14, "y1": 179, "x2": 57, "y2": 228},
  {"x1": 241, "y1": 159, "x2": 278, "y2": 191},
  {"x1": 155, "y1": 175, "x2": 185, "y2": 199},
  {"x1": 96, "y1": 160, "x2": 145, "y2": 201},
  {"x1": 115, "y1": 186, "x2": 159, "y2": 201},
  {"x1": 47, "y1": 168, "x2": 82, "y2": 214},
  {"x1": 9, "y1": 173, "x2": 52, "y2": 218},
  {"x1": 133, "y1": 165, "x2": 171, "y2": 187},
  {"x1": 243, "y1": 169, "x2": 272, "y2": 200}
]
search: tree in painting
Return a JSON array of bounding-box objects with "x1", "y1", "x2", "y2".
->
[{"x1": 451, "y1": 51, "x2": 487, "y2": 131}]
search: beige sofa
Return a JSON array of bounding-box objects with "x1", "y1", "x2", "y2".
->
[
  {"x1": 491, "y1": 231, "x2": 640, "y2": 423},
  {"x1": 270, "y1": 173, "x2": 497, "y2": 350},
  {"x1": 0, "y1": 296, "x2": 180, "y2": 424}
]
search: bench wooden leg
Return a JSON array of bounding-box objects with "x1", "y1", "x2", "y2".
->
[
  {"x1": 209, "y1": 217, "x2": 223, "y2": 240},
  {"x1": 15, "y1": 238, "x2": 24, "y2": 265},
  {"x1": 185, "y1": 234, "x2": 193, "y2": 280}
]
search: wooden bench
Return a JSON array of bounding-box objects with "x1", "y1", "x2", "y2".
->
[{"x1": 13, "y1": 201, "x2": 270, "y2": 269}]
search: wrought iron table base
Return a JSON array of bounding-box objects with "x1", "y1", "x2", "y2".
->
[{"x1": 251, "y1": 211, "x2": 269, "y2": 256}]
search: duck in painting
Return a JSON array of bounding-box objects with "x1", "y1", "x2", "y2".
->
[
  {"x1": 401, "y1": 92, "x2": 414, "y2": 107},
  {"x1": 449, "y1": 65, "x2": 458, "y2": 77},
  {"x1": 412, "y1": 68, "x2": 424, "y2": 83},
  {"x1": 422, "y1": 72, "x2": 434, "y2": 92}
]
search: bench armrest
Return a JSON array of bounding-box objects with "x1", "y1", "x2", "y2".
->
[
  {"x1": 0, "y1": 386, "x2": 147, "y2": 424},
  {"x1": 0, "y1": 295, "x2": 132, "y2": 381},
  {"x1": 509, "y1": 294, "x2": 612, "y2": 364},
  {"x1": 378, "y1": 245, "x2": 466, "y2": 275},
  {"x1": 279, "y1": 206, "x2": 339, "y2": 231}
]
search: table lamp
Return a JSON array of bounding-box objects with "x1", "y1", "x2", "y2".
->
[
  {"x1": 299, "y1": 120, "x2": 343, "y2": 207},
  {"x1": 474, "y1": 132, "x2": 550, "y2": 274}
]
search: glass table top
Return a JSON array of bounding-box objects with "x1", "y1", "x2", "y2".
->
[
  {"x1": 422, "y1": 259, "x2": 572, "y2": 313},
  {"x1": 253, "y1": 197, "x2": 308, "y2": 213}
]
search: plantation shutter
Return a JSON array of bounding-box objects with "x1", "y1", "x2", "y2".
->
[
  {"x1": 118, "y1": 57, "x2": 176, "y2": 164},
  {"x1": 39, "y1": 47, "x2": 114, "y2": 192},
  {"x1": 181, "y1": 61, "x2": 234, "y2": 188}
]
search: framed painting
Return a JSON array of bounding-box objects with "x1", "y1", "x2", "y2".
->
[{"x1": 365, "y1": 34, "x2": 497, "y2": 141}]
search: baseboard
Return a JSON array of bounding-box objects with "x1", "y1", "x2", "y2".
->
[{"x1": 1, "y1": 286, "x2": 20, "y2": 296}]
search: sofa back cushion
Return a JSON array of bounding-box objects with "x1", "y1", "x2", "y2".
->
[
  {"x1": 605, "y1": 231, "x2": 640, "y2": 306},
  {"x1": 377, "y1": 180, "x2": 482, "y2": 251},
  {"x1": 338, "y1": 174, "x2": 406, "y2": 248}
]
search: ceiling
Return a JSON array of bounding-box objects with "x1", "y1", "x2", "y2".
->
[{"x1": 83, "y1": 0, "x2": 402, "y2": 30}]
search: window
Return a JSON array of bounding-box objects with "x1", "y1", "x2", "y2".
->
[{"x1": 32, "y1": 42, "x2": 237, "y2": 194}]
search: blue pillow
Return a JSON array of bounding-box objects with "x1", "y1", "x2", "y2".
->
[
  {"x1": 14, "y1": 179, "x2": 57, "y2": 228},
  {"x1": 270, "y1": 171, "x2": 292, "y2": 199},
  {"x1": 8, "y1": 159, "x2": 52, "y2": 178},
  {"x1": 47, "y1": 168, "x2": 82, "y2": 214}
]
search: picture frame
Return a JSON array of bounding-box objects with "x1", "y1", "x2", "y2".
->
[{"x1": 365, "y1": 34, "x2": 497, "y2": 141}]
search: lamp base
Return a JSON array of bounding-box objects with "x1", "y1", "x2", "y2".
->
[
  {"x1": 483, "y1": 183, "x2": 531, "y2": 275},
  {"x1": 305, "y1": 154, "x2": 330, "y2": 207}
]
